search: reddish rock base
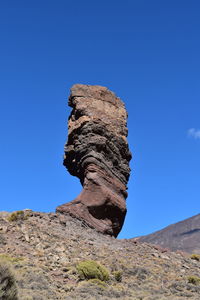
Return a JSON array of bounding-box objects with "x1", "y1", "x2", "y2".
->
[{"x1": 56, "y1": 164, "x2": 127, "y2": 237}]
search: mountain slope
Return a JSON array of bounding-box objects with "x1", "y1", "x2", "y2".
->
[
  {"x1": 1, "y1": 210, "x2": 200, "y2": 299},
  {"x1": 135, "y1": 214, "x2": 200, "y2": 254}
]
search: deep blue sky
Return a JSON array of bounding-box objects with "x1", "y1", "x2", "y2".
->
[{"x1": 0, "y1": 1, "x2": 200, "y2": 238}]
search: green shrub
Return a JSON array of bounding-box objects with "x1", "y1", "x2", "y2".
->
[
  {"x1": 87, "y1": 278, "x2": 107, "y2": 288},
  {"x1": 76, "y1": 260, "x2": 109, "y2": 281},
  {"x1": 191, "y1": 254, "x2": 200, "y2": 261},
  {"x1": 188, "y1": 276, "x2": 200, "y2": 285},
  {"x1": 113, "y1": 270, "x2": 122, "y2": 282},
  {"x1": 7, "y1": 211, "x2": 28, "y2": 222},
  {"x1": 0, "y1": 261, "x2": 18, "y2": 299},
  {"x1": 0, "y1": 254, "x2": 24, "y2": 264}
]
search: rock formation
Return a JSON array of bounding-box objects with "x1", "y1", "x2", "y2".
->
[{"x1": 56, "y1": 84, "x2": 132, "y2": 237}]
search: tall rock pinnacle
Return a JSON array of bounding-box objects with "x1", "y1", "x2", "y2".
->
[{"x1": 56, "y1": 84, "x2": 132, "y2": 237}]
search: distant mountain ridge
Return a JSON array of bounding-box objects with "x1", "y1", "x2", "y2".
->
[{"x1": 134, "y1": 213, "x2": 200, "y2": 254}]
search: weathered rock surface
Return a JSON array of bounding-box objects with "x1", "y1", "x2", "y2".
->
[
  {"x1": 134, "y1": 213, "x2": 200, "y2": 254},
  {"x1": 56, "y1": 84, "x2": 132, "y2": 237}
]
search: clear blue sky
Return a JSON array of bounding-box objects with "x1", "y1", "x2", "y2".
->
[{"x1": 0, "y1": 0, "x2": 200, "y2": 239}]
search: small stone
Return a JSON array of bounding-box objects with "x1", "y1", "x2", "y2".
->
[
  {"x1": 25, "y1": 233, "x2": 30, "y2": 242},
  {"x1": 0, "y1": 226, "x2": 8, "y2": 233}
]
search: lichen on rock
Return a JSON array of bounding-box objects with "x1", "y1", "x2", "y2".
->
[{"x1": 56, "y1": 84, "x2": 132, "y2": 237}]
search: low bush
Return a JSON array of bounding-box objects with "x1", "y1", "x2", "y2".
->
[
  {"x1": 113, "y1": 270, "x2": 122, "y2": 282},
  {"x1": 76, "y1": 260, "x2": 109, "y2": 281},
  {"x1": 191, "y1": 254, "x2": 200, "y2": 261},
  {"x1": 7, "y1": 211, "x2": 28, "y2": 222},
  {"x1": 188, "y1": 275, "x2": 200, "y2": 285},
  {"x1": 0, "y1": 261, "x2": 18, "y2": 299},
  {"x1": 0, "y1": 254, "x2": 24, "y2": 264},
  {"x1": 87, "y1": 278, "x2": 107, "y2": 288}
]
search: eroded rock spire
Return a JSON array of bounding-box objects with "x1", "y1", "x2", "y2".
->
[{"x1": 56, "y1": 84, "x2": 132, "y2": 237}]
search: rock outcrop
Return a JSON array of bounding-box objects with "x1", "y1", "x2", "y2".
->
[{"x1": 56, "y1": 84, "x2": 132, "y2": 237}]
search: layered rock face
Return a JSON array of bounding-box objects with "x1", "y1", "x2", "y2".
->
[{"x1": 56, "y1": 84, "x2": 132, "y2": 237}]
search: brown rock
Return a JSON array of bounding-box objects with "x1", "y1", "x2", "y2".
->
[{"x1": 56, "y1": 84, "x2": 132, "y2": 237}]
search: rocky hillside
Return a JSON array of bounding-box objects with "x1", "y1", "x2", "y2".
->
[
  {"x1": 134, "y1": 214, "x2": 200, "y2": 254},
  {"x1": 1, "y1": 210, "x2": 200, "y2": 299}
]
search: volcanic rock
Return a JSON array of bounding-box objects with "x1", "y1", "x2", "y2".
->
[{"x1": 56, "y1": 84, "x2": 132, "y2": 237}]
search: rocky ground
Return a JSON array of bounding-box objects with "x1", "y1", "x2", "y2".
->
[{"x1": 1, "y1": 210, "x2": 200, "y2": 300}]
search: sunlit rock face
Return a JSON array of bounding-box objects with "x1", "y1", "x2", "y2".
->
[{"x1": 56, "y1": 84, "x2": 132, "y2": 237}]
